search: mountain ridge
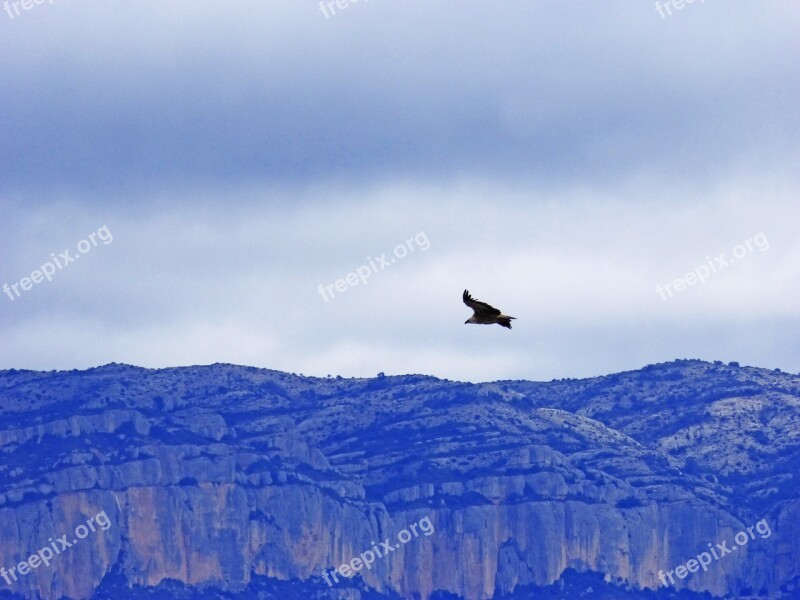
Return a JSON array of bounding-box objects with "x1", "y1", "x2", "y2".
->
[{"x1": 0, "y1": 360, "x2": 797, "y2": 599}]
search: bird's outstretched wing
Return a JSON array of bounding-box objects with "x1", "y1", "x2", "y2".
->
[{"x1": 463, "y1": 289, "x2": 501, "y2": 317}]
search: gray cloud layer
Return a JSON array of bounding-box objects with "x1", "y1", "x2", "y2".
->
[
  {"x1": 1, "y1": 1, "x2": 798, "y2": 190},
  {"x1": 1, "y1": 1, "x2": 798, "y2": 381}
]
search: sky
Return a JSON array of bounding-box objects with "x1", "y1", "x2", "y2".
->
[{"x1": 1, "y1": 1, "x2": 798, "y2": 383}]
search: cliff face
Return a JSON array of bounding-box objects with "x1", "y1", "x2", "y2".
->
[{"x1": 0, "y1": 360, "x2": 797, "y2": 599}]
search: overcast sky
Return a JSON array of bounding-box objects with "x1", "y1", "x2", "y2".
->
[{"x1": 1, "y1": 1, "x2": 798, "y2": 382}]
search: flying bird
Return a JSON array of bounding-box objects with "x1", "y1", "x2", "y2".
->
[{"x1": 462, "y1": 289, "x2": 516, "y2": 329}]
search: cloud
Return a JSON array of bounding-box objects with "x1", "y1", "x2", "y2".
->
[
  {"x1": 0, "y1": 1, "x2": 797, "y2": 192},
  {"x1": 1, "y1": 1, "x2": 798, "y2": 380},
  {"x1": 1, "y1": 177, "x2": 798, "y2": 381}
]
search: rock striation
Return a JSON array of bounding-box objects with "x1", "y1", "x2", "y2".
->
[{"x1": 0, "y1": 360, "x2": 797, "y2": 599}]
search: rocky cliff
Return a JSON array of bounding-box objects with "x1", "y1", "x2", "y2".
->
[{"x1": 0, "y1": 360, "x2": 797, "y2": 599}]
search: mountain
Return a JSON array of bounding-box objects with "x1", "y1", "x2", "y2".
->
[{"x1": 0, "y1": 360, "x2": 797, "y2": 599}]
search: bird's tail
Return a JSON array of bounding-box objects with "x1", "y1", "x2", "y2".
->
[{"x1": 497, "y1": 316, "x2": 516, "y2": 329}]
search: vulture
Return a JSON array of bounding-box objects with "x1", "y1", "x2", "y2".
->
[{"x1": 462, "y1": 289, "x2": 516, "y2": 329}]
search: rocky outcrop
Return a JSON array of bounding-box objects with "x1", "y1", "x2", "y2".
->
[{"x1": 0, "y1": 360, "x2": 797, "y2": 599}]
